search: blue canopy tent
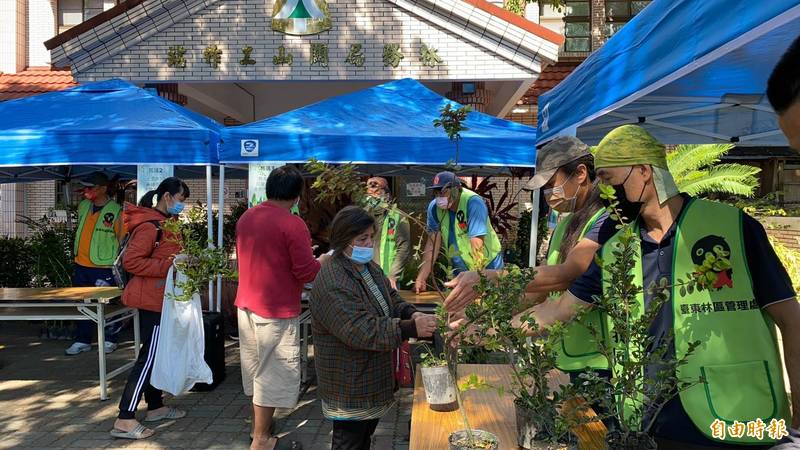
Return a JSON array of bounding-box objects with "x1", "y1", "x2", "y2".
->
[
  {"x1": 536, "y1": 0, "x2": 800, "y2": 146},
  {"x1": 0, "y1": 78, "x2": 223, "y2": 182},
  {"x1": 219, "y1": 78, "x2": 538, "y2": 171},
  {"x1": 0, "y1": 78, "x2": 228, "y2": 309}
]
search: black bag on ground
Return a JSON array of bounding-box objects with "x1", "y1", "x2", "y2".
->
[{"x1": 191, "y1": 311, "x2": 226, "y2": 391}]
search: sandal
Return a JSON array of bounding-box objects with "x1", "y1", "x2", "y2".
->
[
  {"x1": 110, "y1": 424, "x2": 154, "y2": 440},
  {"x1": 144, "y1": 407, "x2": 186, "y2": 422}
]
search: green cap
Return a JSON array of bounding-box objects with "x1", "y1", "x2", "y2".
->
[{"x1": 594, "y1": 125, "x2": 679, "y2": 204}]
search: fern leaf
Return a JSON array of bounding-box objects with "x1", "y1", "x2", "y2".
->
[
  {"x1": 677, "y1": 164, "x2": 761, "y2": 197},
  {"x1": 667, "y1": 144, "x2": 734, "y2": 179}
]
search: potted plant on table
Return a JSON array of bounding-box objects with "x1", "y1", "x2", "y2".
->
[{"x1": 465, "y1": 265, "x2": 581, "y2": 450}]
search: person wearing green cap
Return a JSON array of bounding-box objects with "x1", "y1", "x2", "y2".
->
[{"x1": 461, "y1": 125, "x2": 800, "y2": 449}]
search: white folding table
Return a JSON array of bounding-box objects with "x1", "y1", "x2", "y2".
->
[{"x1": 0, "y1": 287, "x2": 140, "y2": 400}]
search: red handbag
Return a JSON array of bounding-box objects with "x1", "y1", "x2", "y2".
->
[{"x1": 393, "y1": 341, "x2": 413, "y2": 386}]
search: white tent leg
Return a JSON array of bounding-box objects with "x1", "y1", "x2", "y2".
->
[
  {"x1": 528, "y1": 188, "x2": 540, "y2": 268},
  {"x1": 216, "y1": 165, "x2": 225, "y2": 314},
  {"x1": 206, "y1": 165, "x2": 215, "y2": 312}
]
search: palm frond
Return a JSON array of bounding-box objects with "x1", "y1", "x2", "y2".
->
[
  {"x1": 677, "y1": 164, "x2": 761, "y2": 197},
  {"x1": 667, "y1": 144, "x2": 734, "y2": 178}
]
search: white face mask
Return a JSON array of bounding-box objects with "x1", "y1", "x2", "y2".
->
[
  {"x1": 544, "y1": 173, "x2": 579, "y2": 213},
  {"x1": 435, "y1": 196, "x2": 450, "y2": 209}
]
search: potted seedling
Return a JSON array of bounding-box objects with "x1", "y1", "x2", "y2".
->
[
  {"x1": 420, "y1": 306, "x2": 459, "y2": 411},
  {"x1": 465, "y1": 265, "x2": 581, "y2": 450},
  {"x1": 574, "y1": 184, "x2": 726, "y2": 449}
]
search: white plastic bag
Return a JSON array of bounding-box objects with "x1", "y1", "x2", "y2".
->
[{"x1": 150, "y1": 264, "x2": 213, "y2": 396}]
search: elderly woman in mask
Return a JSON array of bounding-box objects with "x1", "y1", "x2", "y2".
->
[{"x1": 311, "y1": 206, "x2": 437, "y2": 450}]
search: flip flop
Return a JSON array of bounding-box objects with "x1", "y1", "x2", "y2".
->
[
  {"x1": 144, "y1": 407, "x2": 186, "y2": 422},
  {"x1": 110, "y1": 424, "x2": 154, "y2": 440}
]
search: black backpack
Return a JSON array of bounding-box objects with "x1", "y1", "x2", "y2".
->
[{"x1": 112, "y1": 220, "x2": 163, "y2": 289}]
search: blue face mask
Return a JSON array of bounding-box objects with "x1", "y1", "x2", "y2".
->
[
  {"x1": 167, "y1": 200, "x2": 185, "y2": 215},
  {"x1": 348, "y1": 245, "x2": 374, "y2": 264}
]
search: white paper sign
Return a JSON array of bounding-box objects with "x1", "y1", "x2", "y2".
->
[
  {"x1": 248, "y1": 163, "x2": 281, "y2": 207},
  {"x1": 137, "y1": 165, "x2": 174, "y2": 204},
  {"x1": 241, "y1": 139, "x2": 259, "y2": 157},
  {"x1": 406, "y1": 182, "x2": 426, "y2": 197}
]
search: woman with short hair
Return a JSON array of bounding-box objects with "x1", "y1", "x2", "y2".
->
[{"x1": 311, "y1": 206, "x2": 437, "y2": 450}]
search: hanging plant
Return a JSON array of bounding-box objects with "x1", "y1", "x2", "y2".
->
[
  {"x1": 203, "y1": 44, "x2": 223, "y2": 69},
  {"x1": 167, "y1": 45, "x2": 187, "y2": 69}
]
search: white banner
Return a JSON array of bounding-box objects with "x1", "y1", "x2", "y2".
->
[
  {"x1": 248, "y1": 163, "x2": 281, "y2": 207},
  {"x1": 137, "y1": 165, "x2": 174, "y2": 204}
]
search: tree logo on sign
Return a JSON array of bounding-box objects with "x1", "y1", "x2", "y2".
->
[{"x1": 272, "y1": 0, "x2": 332, "y2": 35}]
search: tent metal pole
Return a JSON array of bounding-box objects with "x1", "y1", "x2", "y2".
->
[
  {"x1": 206, "y1": 165, "x2": 215, "y2": 312},
  {"x1": 216, "y1": 165, "x2": 225, "y2": 313},
  {"x1": 528, "y1": 188, "x2": 539, "y2": 268}
]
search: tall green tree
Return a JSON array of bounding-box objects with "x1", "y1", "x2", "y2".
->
[{"x1": 667, "y1": 144, "x2": 761, "y2": 198}]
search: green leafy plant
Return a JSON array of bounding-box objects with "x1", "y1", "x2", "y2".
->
[
  {"x1": 433, "y1": 104, "x2": 471, "y2": 168},
  {"x1": 0, "y1": 237, "x2": 34, "y2": 287},
  {"x1": 161, "y1": 207, "x2": 237, "y2": 302},
  {"x1": 667, "y1": 144, "x2": 761, "y2": 197},
  {"x1": 466, "y1": 265, "x2": 581, "y2": 445},
  {"x1": 768, "y1": 236, "x2": 800, "y2": 293},
  {"x1": 732, "y1": 192, "x2": 800, "y2": 217},
  {"x1": 573, "y1": 184, "x2": 727, "y2": 447},
  {"x1": 17, "y1": 214, "x2": 76, "y2": 288}
]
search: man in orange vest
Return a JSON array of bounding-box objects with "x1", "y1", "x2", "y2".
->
[{"x1": 65, "y1": 172, "x2": 125, "y2": 356}]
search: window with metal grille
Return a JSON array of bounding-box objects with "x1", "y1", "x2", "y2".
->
[{"x1": 564, "y1": 1, "x2": 591, "y2": 52}]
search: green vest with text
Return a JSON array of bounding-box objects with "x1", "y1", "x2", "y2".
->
[
  {"x1": 601, "y1": 198, "x2": 790, "y2": 444},
  {"x1": 74, "y1": 199, "x2": 122, "y2": 267},
  {"x1": 547, "y1": 209, "x2": 610, "y2": 372},
  {"x1": 379, "y1": 209, "x2": 402, "y2": 275},
  {"x1": 437, "y1": 188, "x2": 502, "y2": 270}
]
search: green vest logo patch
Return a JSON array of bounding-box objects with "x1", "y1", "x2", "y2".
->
[
  {"x1": 102, "y1": 212, "x2": 115, "y2": 228},
  {"x1": 691, "y1": 235, "x2": 733, "y2": 290},
  {"x1": 456, "y1": 210, "x2": 467, "y2": 231}
]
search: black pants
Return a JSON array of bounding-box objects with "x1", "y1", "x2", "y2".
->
[
  {"x1": 332, "y1": 419, "x2": 380, "y2": 450},
  {"x1": 118, "y1": 310, "x2": 164, "y2": 419}
]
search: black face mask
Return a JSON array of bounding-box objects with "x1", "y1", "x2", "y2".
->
[{"x1": 604, "y1": 168, "x2": 645, "y2": 223}]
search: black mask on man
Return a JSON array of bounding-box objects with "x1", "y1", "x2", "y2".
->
[{"x1": 604, "y1": 168, "x2": 645, "y2": 223}]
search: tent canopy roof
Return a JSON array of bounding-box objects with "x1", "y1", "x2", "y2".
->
[
  {"x1": 219, "y1": 78, "x2": 537, "y2": 167},
  {"x1": 0, "y1": 78, "x2": 221, "y2": 169},
  {"x1": 537, "y1": 0, "x2": 800, "y2": 146}
]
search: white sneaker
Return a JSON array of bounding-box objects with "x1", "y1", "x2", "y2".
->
[
  {"x1": 104, "y1": 342, "x2": 118, "y2": 354},
  {"x1": 65, "y1": 342, "x2": 91, "y2": 355}
]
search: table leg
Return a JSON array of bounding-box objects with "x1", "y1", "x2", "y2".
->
[
  {"x1": 97, "y1": 303, "x2": 108, "y2": 401},
  {"x1": 133, "y1": 309, "x2": 140, "y2": 360}
]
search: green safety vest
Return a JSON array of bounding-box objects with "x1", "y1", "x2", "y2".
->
[
  {"x1": 601, "y1": 198, "x2": 789, "y2": 444},
  {"x1": 379, "y1": 209, "x2": 402, "y2": 275},
  {"x1": 436, "y1": 188, "x2": 502, "y2": 270},
  {"x1": 546, "y1": 209, "x2": 610, "y2": 372},
  {"x1": 74, "y1": 199, "x2": 122, "y2": 267}
]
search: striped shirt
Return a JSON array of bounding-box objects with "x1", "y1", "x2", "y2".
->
[{"x1": 360, "y1": 267, "x2": 390, "y2": 316}]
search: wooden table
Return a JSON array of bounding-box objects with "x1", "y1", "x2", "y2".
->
[
  {"x1": 409, "y1": 364, "x2": 607, "y2": 450},
  {"x1": 0, "y1": 287, "x2": 139, "y2": 400}
]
